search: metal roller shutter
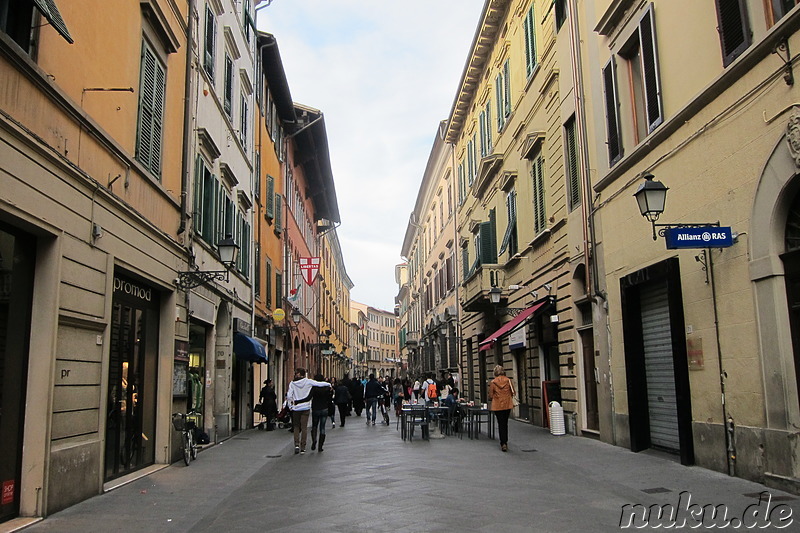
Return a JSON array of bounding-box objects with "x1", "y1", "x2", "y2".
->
[{"x1": 640, "y1": 281, "x2": 680, "y2": 451}]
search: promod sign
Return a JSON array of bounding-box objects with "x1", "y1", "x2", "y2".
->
[{"x1": 664, "y1": 227, "x2": 733, "y2": 249}]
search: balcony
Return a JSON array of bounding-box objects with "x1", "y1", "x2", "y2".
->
[
  {"x1": 405, "y1": 331, "x2": 419, "y2": 346},
  {"x1": 460, "y1": 265, "x2": 505, "y2": 313}
]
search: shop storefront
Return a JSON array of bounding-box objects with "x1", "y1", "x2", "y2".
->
[
  {"x1": 104, "y1": 273, "x2": 160, "y2": 482},
  {"x1": 0, "y1": 224, "x2": 35, "y2": 522}
]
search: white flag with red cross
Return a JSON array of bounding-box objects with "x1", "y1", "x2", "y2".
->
[{"x1": 299, "y1": 257, "x2": 320, "y2": 286}]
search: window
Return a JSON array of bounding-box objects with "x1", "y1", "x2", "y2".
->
[
  {"x1": 1, "y1": 0, "x2": 72, "y2": 50},
  {"x1": 715, "y1": 0, "x2": 751, "y2": 66},
  {"x1": 242, "y1": 0, "x2": 252, "y2": 44},
  {"x1": 499, "y1": 189, "x2": 518, "y2": 257},
  {"x1": 266, "y1": 175, "x2": 275, "y2": 219},
  {"x1": 204, "y1": 4, "x2": 216, "y2": 80},
  {"x1": 619, "y1": 5, "x2": 663, "y2": 142},
  {"x1": 555, "y1": 0, "x2": 567, "y2": 32},
  {"x1": 768, "y1": 0, "x2": 800, "y2": 25},
  {"x1": 523, "y1": 3, "x2": 538, "y2": 77},
  {"x1": 495, "y1": 60, "x2": 511, "y2": 131},
  {"x1": 565, "y1": 116, "x2": 580, "y2": 212},
  {"x1": 274, "y1": 194, "x2": 283, "y2": 233},
  {"x1": 467, "y1": 138, "x2": 476, "y2": 186},
  {"x1": 458, "y1": 162, "x2": 466, "y2": 205},
  {"x1": 479, "y1": 100, "x2": 493, "y2": 157},
  {"x1": 530, "y1": 150, "x2": 546, "y2": 234},
  {"x1": 276, "y1": 271, "x2": 282, "y2": 304},
  {"x1": 265, "y1": 261, "x2": 272, "y2": 307},
  {"x1": 136, "y1": 40, "x2": 166, "y2": 178},
  {"x1": 240, "y1": 92, "x2": 249, "y2": 148},
  {"x1": 254, "y1": 151, "x2": 261, "y2": 203},
  {"x1": 223, "y1": 54, "x2": 233, "y2": 118},
  {"x1": 602, "y1": 57, "x2": 623, "y2": 165},
  {"x1": 193, "y1": 157, "x2": 217, "y2": 243}
]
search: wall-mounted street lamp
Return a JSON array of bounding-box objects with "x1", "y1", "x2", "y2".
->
[
  {"x1": 634, "y1": 173, "x2": 730, "y2": 247},
  {"x1": 291, "y1": 308, "x2": 302, "y2": 325},
  {"x1": 176, "y1": 235, "x2": 240, "y2": 290}
]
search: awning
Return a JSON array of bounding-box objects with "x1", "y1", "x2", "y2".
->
[
  {"x1": 479, "y1": 300, "x2": 549, "y2": 351},
  {"x1": 233, "y1": 332, "x2": 267, "y2": 364}
]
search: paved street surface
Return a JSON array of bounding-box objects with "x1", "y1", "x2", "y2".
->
[{"x1": 13, "y1": 414, "x2": 800, "y2": 532}]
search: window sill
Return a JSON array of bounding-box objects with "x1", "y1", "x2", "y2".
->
[{"x1": 528, "y1": 228, "x2": 551, "y2": 248}]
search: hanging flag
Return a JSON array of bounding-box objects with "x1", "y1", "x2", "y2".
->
[
  {"x1": 299, "y1": 257, "x2": 320, "y2": 286},
  {"x1": 287, "y1": 285, "x2": 301, "y2": 302}
]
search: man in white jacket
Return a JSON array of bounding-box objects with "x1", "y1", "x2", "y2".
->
[{"x1": 286, "y1": 368, "x2": 331, "y2": 454}]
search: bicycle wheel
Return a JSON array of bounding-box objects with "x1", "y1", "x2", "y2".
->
[
  {"x1": 182, "y1": 431, "x2": 191, "y2": 466},
  {"x1": 189, "y1": 430, "x2": 197, "y2": 460}
]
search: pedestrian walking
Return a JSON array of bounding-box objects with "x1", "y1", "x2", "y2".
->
[
  {"x1": 350, "y1": 375, "x2": 365, "y2": 416},
  {"x1": 422, "y1": 374, "x2": 439, "y2": 406},
  {"x1": 258, "y1": 379, "x2": 278, "y2": 431},
  {"x1": 412, "y1": 378, "x2": 421, "y2": 401},
  {"x1": 363, "y1": 373, "x2": 383, "y2": 425},
  {"x1": 308, "y1": 374, "x2": 333, "y2": 452},
  {"x1": 489, "y1": 365, "x2": 515, "y2": 452},
  {"x1": 286, "y1": 368, "x2": 331, "y2": 454},
  {"x1": 392, "y1": 378, "x2": 404, "y2": 417},
  {"x1": 328, "y1": 377, "x2": 337, "y2": 428},
  {"x1": 334, "y1": 378, "x2": 351, "y2": 426}
]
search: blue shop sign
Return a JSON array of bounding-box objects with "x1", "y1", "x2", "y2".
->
[{"x1": 665, "y1": 226, "x2": 733, "y2": 249}]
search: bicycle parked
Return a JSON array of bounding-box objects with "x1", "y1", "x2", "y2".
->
[{"x1": 172, "y1": 412, "x2": 198, "y2": 466}]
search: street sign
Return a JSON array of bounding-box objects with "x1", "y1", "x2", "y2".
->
[{"x1": 664, "y1": 227, "x2": 733, "y2": 249}]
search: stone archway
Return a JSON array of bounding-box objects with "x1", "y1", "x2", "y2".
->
[{"x1": 749, "y1": 120, "x2": 800, "y2": 429}]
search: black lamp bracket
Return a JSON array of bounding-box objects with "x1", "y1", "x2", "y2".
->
[
  {"x1": 651, "y1": 221, "x2": 720, "y2": 241},
  {"x1": 176, "y1": 269, "x2": 230, "y2": 290}
]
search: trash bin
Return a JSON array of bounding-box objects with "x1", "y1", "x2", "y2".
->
[{"x1": 549, "y1": 401, "x2": 565, "y2": 436}]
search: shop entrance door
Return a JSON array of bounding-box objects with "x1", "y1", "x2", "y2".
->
[
  {"x1": 0, "y1": 226, "x2": 35, "y2": 523},
  {"x1": 105, "y1": 276, "x2": 159, "y2": 481}
]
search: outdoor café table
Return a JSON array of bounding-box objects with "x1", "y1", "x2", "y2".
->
[
  {"x1": 400, "y1": 404, "x2": 427, "y2": 441},
  {"x1": 466, "y1": 406, "x2": 495, "y2": 440}
]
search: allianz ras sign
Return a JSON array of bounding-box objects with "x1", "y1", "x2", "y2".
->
[{"x1": 665, "y1": 227, "x2": 733, "y2": 249}]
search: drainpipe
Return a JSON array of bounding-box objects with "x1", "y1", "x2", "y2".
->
[{"x1": 178, "y1": 0, "x2": 196, "y2": 237}]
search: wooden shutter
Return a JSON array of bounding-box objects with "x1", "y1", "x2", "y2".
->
[
  {"x1": 204, "y1": 5, "x2": 215, "y2": 79},
  {"x1": 602, "y1": 57, "x2": 623, "y2": 165},
  {"x1": 266, "y1": 175, "x2": 275, "y2": 219},
  {"x1": 224, "y1": 55, "x2": 233, "y2": 116},
  {"x1": 458, "y1": 162, "x2": 465, "y2": 204},
  {"x1": 274, "y1": 194, "x2": 283, "y2": 233},
  {"x1": 565, "y1": 117, "x2": 581, "y2": 211},
  {"x1": 479, "y1": 110, "x2": 487, "y2": 157},
  {"x1": 639, "y1": 6, "x2": 663, "y2": 132},
  {"x1": 193, "y1": 156, "x2": 203, "y2": 230},
  {"x1": 480, "y1": 211, "x2": 498, "y2": 265},
  {"x1": 524, "y1": 5, "x2": 536, "y2": 77},
  {"x1": 499, "y1": 191, "x2": 516, "y2": 256},
  {"x1": 254, "y1": 243, "x2": 261, "y2": 298},
  {"x1": 532, "y1": 155, "x2": 546, "y2": 233},
  {"x1": 462, "y1": 246, "x2": 470, "y2": 279},
  {"x1": 137, "y1": 42, "x2": 165, "y2": 177},
  {"x1": 265, "y1": 261, "x2": 271, "y2": 307},
  {"x1": 485, "y1": 101, "x2": 492, "y2": 153},
  {"x1": 715, "y1": 0, "x2": 751, "y2": 66},
  {"x1": 276, "y1": 271, "x2": 282, "y2": 304},
  {"x1": 503, "y1": 60, "x2": 511, "y2": 118},
  {"x1": 495, "y1": 73, "x2": 504, "y2": 130}
]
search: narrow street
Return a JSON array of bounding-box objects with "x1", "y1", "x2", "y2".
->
[{"x1": 18, "y1": 415, "x2": 799, "y2": 533}]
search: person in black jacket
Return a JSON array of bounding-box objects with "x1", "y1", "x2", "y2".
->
[
  {"x1": 363, "y1": 374, "x2": 383, "y2": 426},
  {"x1": 350, "y1": 375, "x2": 365, "y2": 417},
  {"x1": 258, "y1": 379, "x2": 278, "y2": 431},
  {"x1": 309, "y1": 374, "x2": 333, "y2": 452},
  {"x1": 334, "y1": 378, "x2": 351, "y2": 427}
]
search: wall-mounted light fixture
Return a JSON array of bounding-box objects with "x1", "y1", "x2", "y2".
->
[
  {"x1": 634, "y1": 174, "x2": 731, "y2": 248},
  {"x1": 176, "y1": 235, "x2": 239, "y2": 290}
]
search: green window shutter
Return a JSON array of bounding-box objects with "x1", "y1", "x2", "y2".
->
[
  {"x1": 204, "y1": 5, "x2": 215, "y2": 79},
  {"x1": 266, "y1": 175, "x2": 275, "y2": 219},
  {"x1": 602, "y1": 57, "x2": 623, "y2": 165},
  {"x1": 193, "y1": 156, "x2": 203, "y2": 232},
  {"x1": 479, "y1": 220, "x2": 497, "y2": 265},
  {"x1": 462, "y1": 247, "x2": 469, "y2": 279},
  {"x1": 136, "y1": 42, "x2": 165, "y2": 178},
  {"x1": 224, "y1": 54, "x2": 233, "y2": 117},
  {"x1": 524, "y1": 5, "x2": 537, "y2": 77},
  {"x1": 479, "y1": 110, "x2": 486, "y2": 158},
  {"x1": 503, "y1": 60, "x2": 511, "y2": 118},
  {"x1": 275, "y1": 271, "x2": 282, "y2": 303},
  {"x1": 532, "y1": 155, "x2": 546, "y2": 234},
  {"x1": 274, "y1": 194, "x2": 283, "y2": 232},
  {"x1": 565, "y1": 117, "x2": 581, "y2": 211},
  {"x1": 485, "y1": 101, "x2": 492, "y2": 153},
  {"x1": 457, "y1": 162, "x2": 465, "y2": 204},
  {"x1": 201, "y1": 172, "x2": 216, "y2": 243},
  {"x1": 639, "y1": 6, "x2": 663, "y2": 132},
  {"x1": 265, "y1": 262, "x2": 271, "y2": 307},
  {"x1": 495, "y1": 74, "x2": 503, "y2": 128}
]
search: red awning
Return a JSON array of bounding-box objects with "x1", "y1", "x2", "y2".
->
[{"x1": 478, "y1": 300, "x2": 548, "y2": 350}]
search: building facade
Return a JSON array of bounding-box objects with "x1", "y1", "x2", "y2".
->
[
  {"x1": 400, "y1": 122, "x2": 460, "y2": 383},
  {"x1": 585, "y1": 0, "x2": 800, "y2": 491},
  {"x1": 319, "y1": 227, "x2": 354, "y2": 379}
]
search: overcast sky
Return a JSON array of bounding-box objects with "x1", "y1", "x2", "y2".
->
[{"x1": 256, "y1": 1, "x2": 484, "y2": 312}]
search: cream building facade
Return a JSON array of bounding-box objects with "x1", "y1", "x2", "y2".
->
[
  {"x1": 584, "y1": 0, "x2": 800, "y2": 491},
  {"x1": 319, "y1": 227, "x2": 353, "y2": 379},
  {"x1": 401, "y1": 122, "x2": 460, "y2": 382}
]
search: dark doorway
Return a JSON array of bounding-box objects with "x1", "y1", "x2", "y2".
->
[
  {"x1": 580, "y1": 328, "x2": 599, "y2": 431},
  {"x1": 105, "y1": 273, "x2": 159, "y2": 481},
  {"x1": 0, "y1": 225, "x2": 35, "y2": 523}
]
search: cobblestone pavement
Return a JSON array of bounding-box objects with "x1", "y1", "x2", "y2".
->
[{"x1": 11, "y1": 413, "x2": 800, "y2": 532}]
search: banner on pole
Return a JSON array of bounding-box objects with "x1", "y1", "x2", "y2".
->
[{"x1": 299, "y1": 257, "x2": 320, "y2": 286}]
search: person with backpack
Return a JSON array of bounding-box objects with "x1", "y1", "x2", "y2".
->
[{"x1": 422, "y1": 374, "x2": 439, "y2": 406}]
